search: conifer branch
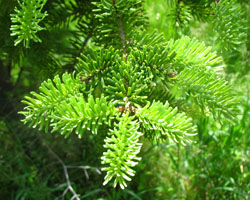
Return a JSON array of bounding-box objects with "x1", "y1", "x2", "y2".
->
[
  {"x1": 213, "y1": 0, "x2": 247, "y2": 52},
  {"x1": 101, "y1": 113, "x2": 143, "y2": 189},
  {"x1": 17, "y1": 0, "x2": 241, "y2": 190},
  {"x1": 72, "y1": 32, "x2": 92, "y2": 68},
  {"x1": 136, "y1": 101, "x2": 196, "y2": 144},
  {"x1": 112, "y1": 0, "x2": 127, "y2": 53},
  {"x1": 10, "y1": 0, "x2": 48, "y2": 47}
]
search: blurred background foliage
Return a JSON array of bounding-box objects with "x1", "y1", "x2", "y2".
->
[{"x1": 0, "y1": 0, "x2": 249, "y2": 199}]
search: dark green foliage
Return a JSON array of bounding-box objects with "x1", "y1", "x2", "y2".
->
[{"x1": 92, "y1": 0, "x2": 147, "y2": 49}]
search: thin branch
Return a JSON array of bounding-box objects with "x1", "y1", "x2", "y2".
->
[
  {"x1": 42, "y1": 141, "x2": 80, "y2": 200},
  {"x1": 13, "y1": 66, "x2": 23, "y2": 89},
  {"x1": 72, "y1": 32, "x2": 92, "y2": 67},
  {"x1": 66, "y1": 165, "x2": 102, "y2": 180},
  {"x1": 112, "y1": 0, "x2": 127, "y2": 54},
  {"x1": 42, "y1": 139, "x2": 102, "y2": 200}
]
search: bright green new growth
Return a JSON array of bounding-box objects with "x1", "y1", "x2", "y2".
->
[
  {"x1": 10, "y1": 0, "x2": 48, "y2": 47},
  {"x1": 18, "y1": 0, "x2": 240, "y2": 189},
  {"x1": 136, "y1": 101, "x2": 196, "y2": 144},
  {"x1": 102, "y1": 114, "x2": 143, "y2": 189}
]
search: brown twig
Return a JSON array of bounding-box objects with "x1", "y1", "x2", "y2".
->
[
  {"x1": 42, "y1": 140, "x2": 101, "y2": 200},
  {"x1": 66, "y1": 165, "x2": 102, "y2": 180},
  {"x1": 42, "y1": 141, "x2": 80, "y2": 200}
]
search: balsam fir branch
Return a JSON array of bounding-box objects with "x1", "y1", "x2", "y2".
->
[
  {"x1": 101, "y1": 113, "x2": 143, "y2": 189},
  {"x1": 51, "y1": 94, "x2": 117, "y2": 137},
  {"x1": 136, "y1": 101, "x2": 196, "y2": 144},
  {"x1": 176, "y1": 66, "x2": 238, "y2": 120},
  {"x1": 10, "y1": 0, "x2": 48, "y2": 47},
  {"x1": 164, "y1": 36, "x2": 223, "y2": 68},
  {"x1": 167, "y1": 0, "x2": 192, "y2": 34},
  {"x1": 92, "y1": 0, "x2": 147, "y2": 49},
  {"x1": 212, "y1": 0, "x2": 247, "y2": 52},
  {"x1": 165, "y1": 0, "x2": 214, "y2": 38},
  {"x1": 19, "y1": 72, "x2": 83, "y2": 133},
  {"x1": 165, "y1": 0, "x2": 247, "y2": 53},
  {"x1": 19, "y1": 0, "x2": 240, "y2": 189}
]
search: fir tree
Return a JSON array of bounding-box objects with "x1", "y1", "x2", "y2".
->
[{"x1": 9, "y1": 0, "x2": 244, "y2": 190}]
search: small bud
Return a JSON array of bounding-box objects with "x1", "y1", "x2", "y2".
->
[{"x1": 167, "y1": 72, "x2": 177, "y2": 78}]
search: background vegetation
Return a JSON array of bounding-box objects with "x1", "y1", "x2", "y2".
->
[{"x1": 0, "y1": 0, "x2": 249, "y2": 199}]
